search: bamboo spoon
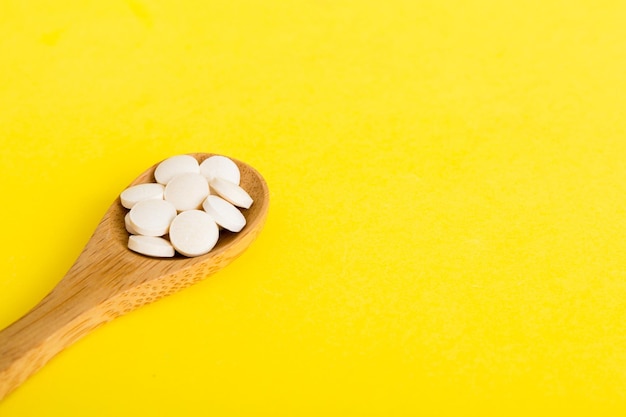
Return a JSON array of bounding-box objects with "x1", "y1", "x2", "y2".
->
[{"x1": 0, "y1": 153, "x2": 269, "y2": 400}]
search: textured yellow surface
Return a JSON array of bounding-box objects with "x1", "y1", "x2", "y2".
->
[{"x1": 2, "y1": 0, "x2": 626, "y2": 415}]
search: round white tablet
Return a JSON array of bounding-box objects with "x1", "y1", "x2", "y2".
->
[
  {"x1": 154, "y1": 155, "x2": 200, "y2": 185},
  {"x1": 128, "y1": 199, "x2": 177, "y2": 237},
  {"x1": 124, "y1": 212, "x2": 139, "y2": 234},
  {"x1": 120, "y1": 183, "x2": 164, "y2": 209},
  {"x1": 202, "y1": 195, "x2": 246, "y2": 232},
  {"x1": 128, "y1": 235, "x2": 175, "y2": 257},
  {"x1": 210, "y1": 177, "x2": 254, "y2": 209},
  {"x1": 200, "y1": 155, "x2": 241, "y2": 185},
  {"x1": 169, "y1": 210, "x2": 219, "y2": 257},
  {"x1": 164, "y1": 173, "x2": 210, "y2": 212}
]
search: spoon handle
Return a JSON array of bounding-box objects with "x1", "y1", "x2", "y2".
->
[
  {"x1": 0, "y1": 239, "x2": 228, "y2": 400},
  {"x1": 0, "y1": 259, "x2": 116, "y2": 400}
]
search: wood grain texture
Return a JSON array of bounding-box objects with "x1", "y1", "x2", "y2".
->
[{"x1": 0, "y1": 153, "x2": 269, "y2": 400}]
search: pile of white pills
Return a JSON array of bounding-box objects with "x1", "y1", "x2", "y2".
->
[{"x1": 120, "y1": 155, "x2": 253, "y2": 258}]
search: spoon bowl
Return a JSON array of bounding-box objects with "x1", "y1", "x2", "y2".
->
[{"x1": 0, "y1": 153, "x2": 269, "y2": 400}]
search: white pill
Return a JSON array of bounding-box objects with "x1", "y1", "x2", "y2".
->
[
  {"x1": 210, "y1": 177, "x2": 253, "y2": 209},
  {"x1": 164, "y1": 173, "x2": 210, "y2": 212},
  {"x1": 124, "y1": 212, "x2": 139, "y2": 234},
  {"x1": 154, "y1": 155, "x2": 200, "y2": 185},
  {"x1": 128, "y1": 235, "x2": 175, "y2": 257},
  {"x1": 128, "y1": 199, "x2": 177, "y2": 237},
  {"x1": 202, "y1": 195, "x2": 246, "y2": 232},
  {"x1": 169, "y1": 210, "x2": 219, "y2": 257},
  {"x1": 200, "y1": 155, "x2": 241, "y2": 185},
  {"x1": 120, "y1": 183, "x2": 164, "y2": 209}
]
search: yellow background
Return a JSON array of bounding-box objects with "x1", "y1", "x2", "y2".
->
[{"x1": 2, "y1": 0, "x2": 626, "y2": 415}]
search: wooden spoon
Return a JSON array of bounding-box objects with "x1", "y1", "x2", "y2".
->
[{"x1": 0, "y1": 153, "x2": 269, "y2": 400}]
